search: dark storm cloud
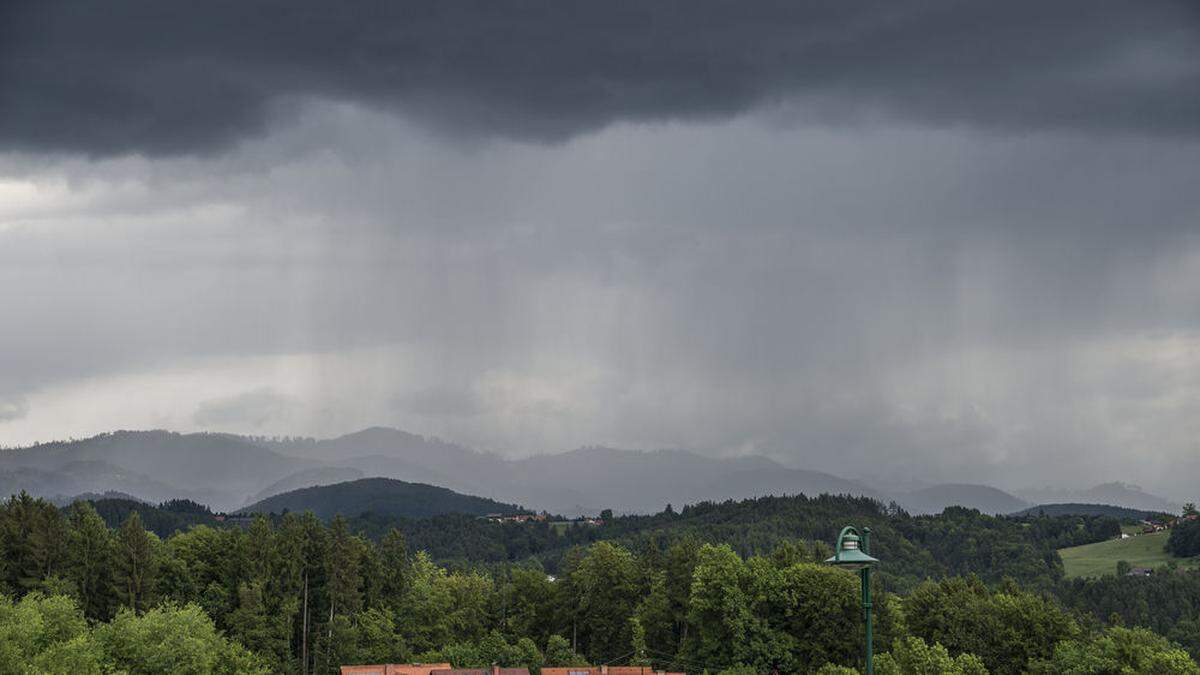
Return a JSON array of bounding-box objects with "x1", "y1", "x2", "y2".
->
[{"x1": 2, "y1": 0, "x2": 1197, "y2": 156}]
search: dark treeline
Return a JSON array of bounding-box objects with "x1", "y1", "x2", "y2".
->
[
  {"x1": 100, "y1": 493, "x2": 1119, "y2": 591},
  {"x1": 323, "y1": 496, "x2": 1118, "y2": 593},
  {"x1": 2, "y1": 491, "x2": 1198, "y2": 673},
  {"x1": 1170, "y1": 517, "x2": 1200, "y2": 558},
  {"x1": 90, "y1": 497, "x2": 220, "y2": 537}
]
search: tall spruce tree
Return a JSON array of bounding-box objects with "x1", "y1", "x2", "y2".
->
[
  {"x1": 327, "y1": 515, "x2": 363, "y2": 617},
  {"x1": 66, "y1": 501, "x2": 117, "y2": 620},
  {"x1": 0, "y1": 492, "x2": 68, "y2": 593},
  {"x1": 378, "y1": 528, "x2": 409, "y2": 607},
  {"x1": 113, "y1": 511, "x2": 158, "y2": 612}
]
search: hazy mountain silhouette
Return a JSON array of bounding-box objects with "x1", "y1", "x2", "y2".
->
[
  {"x1": 258, "y1": 433, "x2": 883, "y2": 515},
  {"x1": 256, "y1": 427, "x2": 509, "y2": 476},
  {"x1": 1015, "y1": 482, "x2": 1179, "y2": 514},
  {"x1": 497, "y1": 446, "x2": 880, "y2": 514},
  {"x1": 246, "y1": 466, "x2": 366, "y2": 505},
  {"x1": 0, "y1": 430, "x2": 311, "y2": 510},
  {"x1": 895, "y1": 483, "x2": 1028, "y2": 515},
  {"x1": 0, "y1": 427, "x2": 1179, "y2": 518}
]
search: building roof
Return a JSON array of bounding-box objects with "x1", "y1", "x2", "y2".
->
[
  {"x1": 431, "y1": 669, "x2": 531, "y2": 675},
  {"x1": 540, "y1": 662, "x2": 681, "y2": 667},
  {"x1": 341, "y1": 664, "x2": 453, "y2": 675}
]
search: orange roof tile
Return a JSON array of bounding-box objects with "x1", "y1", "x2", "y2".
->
[{"x1": 341, "y1": 664, "x2": 453, "y2": 675}]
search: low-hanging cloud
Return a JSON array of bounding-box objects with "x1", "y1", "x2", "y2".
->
[
  {"x1": 193, "y1": 387, "x2": 297, "y2": 430},
  {"x1": 0, "y1": 396, "x2": 29, "y2": 424},
  {"x1": 1, "y1": 0, "x2": 1198, "y2": 157}
]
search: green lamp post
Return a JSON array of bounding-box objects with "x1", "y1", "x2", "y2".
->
[{"x1": 826, "y1": 526, "x2": 880, "y2": 675}]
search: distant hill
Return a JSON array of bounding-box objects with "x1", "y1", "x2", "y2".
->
[
  {"x1": 251, "y1": 428, "x2": 880, "y2": 515},
  {"x1": 84, "y1": 497, "x2": 223, "y2": 538},
  {"x1": 0, "y1": 431, "x2": 313, "y2": 510},
  {"x1": 241, "y1": 477, "x2": 525, "y2": 520},
  {"x1": 253, "y1": 427, "x2": 508, "y2": 481},
  {"x1": 248, "y1": 427, "x2": 521, "y2": 505},
  {"x1": 1011, "y1": 503, "x2": 1162, "y2": 520},
  {"x1": 7, "y1": 426, "x2": 1182, "y2": 521},
  {"x1": 56, "y1": 490, "x2": 148, "y2": 506},
  {"x1": 5, "y1": 427, "x2": 880, "y2": 517},
  {"x1": 504, "y1": 446, "x2": 881, "y2": 515},
  {"x1": 1016, "y1": 483, "x2": 1179, "y2": 515},
  {"x1": 896, "y1": 483, "x2": 1028, "y2": 515},
  {"x1": 247, "y1": 466, "x2": 365, "y2": 506},
  {"x1": 0, "y1": 460, "x2": 198, "y2": 506}
]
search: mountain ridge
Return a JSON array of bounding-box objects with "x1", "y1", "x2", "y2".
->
[
  {"x1": 898, "y1": 483, "x2": 1029, "y2": 515},
  {"x1": 0, "y1": 427, "x2": 1184, "y2": 518},
  {"x1": 1015, "y1": 482, "x2": 1179, "y2": 515},
  {"x1": 0, "y1": 430, "x2": 312, "y2": 510}
]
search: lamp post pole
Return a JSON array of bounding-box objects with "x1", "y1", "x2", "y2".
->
[
  {"x1": 826, "y1": 526, "x2": 879, "y2": 675},
  {"x1": 862, "y1": 527, "x2": 872, "y2": 675}
]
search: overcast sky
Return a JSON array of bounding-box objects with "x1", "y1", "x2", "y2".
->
[{"x1": 2, "y1": 1, "x2": 1199, "y2": 497}]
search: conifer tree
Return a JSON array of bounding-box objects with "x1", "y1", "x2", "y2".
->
[
  {"x1": 327, "y1": 515, "x2": 363, "y2": 617},
  {"x1": 228, "y1": 580, "x2": 295, "y2": 671},
  {"x1": 113, "y1": 511, "x2": 158, "y2": 612},
  {"x1": 379, "y1": 528, "x2": 409, "y2": 606},
  {"x1": 0, "y1": 492, "x2": 67, "y2": 593},
  {"x1": 66, "y1": 501, "x2": 117, "y2": 620}
]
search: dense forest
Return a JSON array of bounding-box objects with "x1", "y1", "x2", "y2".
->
[
  {"x1": 92, "y1": 493, "x2": 1118, "y2": 590},
  {"x1": 1010, "y1": 503, "x2": 1165, "y2": 520},
  {"x1": 241, "y1": 477, "x2": 525, "y2": 521},
  {"x1": 2, "y1": 491, "x2": 1198, "y2": 673},
  {"x1": 1169, "y1": 515, "x2": 1200, "y2": 558}
]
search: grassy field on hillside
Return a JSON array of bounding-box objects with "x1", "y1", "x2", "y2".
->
[
  {"x1": 548, "y1": 521, "x2": 597, "y2": 535},
  {"x1": 1059, "y1": 531, "x2": 1200, "y2": 578}
]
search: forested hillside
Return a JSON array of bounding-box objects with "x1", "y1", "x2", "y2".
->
[
  {"x1": 90, "y1": 497, "x2": 222, "y2": 538},
  {"x1": 1011, "y1": 502, "x2": 1163, "y2": 520},
  {"x1": 241, "y1": 477, "x2": 525, "y2": 520},
  {"x1": 79, "y1": 491, "x2": 1115, "y2": 591},
  {"x1": 347, "y1": 494, "x2": 1117, "y2": 592},
  {"x1": 1, "y1": 491, "x2": 1196, "y2": 674}
]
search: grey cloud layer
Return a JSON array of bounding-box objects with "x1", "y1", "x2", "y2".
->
[
  {"x1": 2, "y1": 4, "x2": 1199, "y2": 498},
  {"x1": 2, "y1": 1, "x2": 1198, "y2": 156},
  {"x1": 193, "y1": 388, "x2": 297, "y2": 429},
  {"x1": 3, "y1": 109, "x2": 1199, "y2": 496}
]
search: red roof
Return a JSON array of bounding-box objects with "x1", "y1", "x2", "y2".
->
[
  {"x1": 341, "y1": 664, "x2": 453, "y2": 675},
  {"x1": 540, "y1": 662, "x2": 681, "y2": 667},
  {"x1": 431, "y1": 669, "x2": 530, "y2": 675}
]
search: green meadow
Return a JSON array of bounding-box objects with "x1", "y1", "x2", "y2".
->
[{"x1": 1059, "y1": 530, "x2": 1200, "y2": 578}]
